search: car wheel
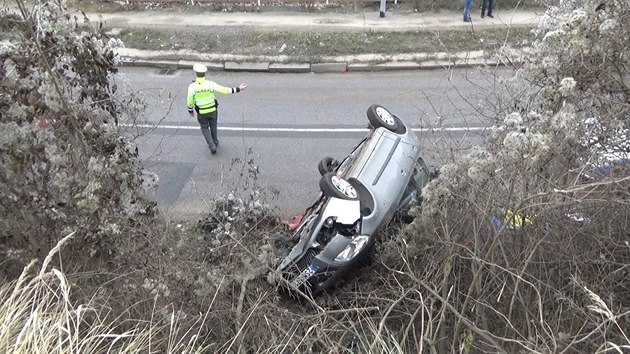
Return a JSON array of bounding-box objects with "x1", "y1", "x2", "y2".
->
[
  {"x1": 319, "y1": 172, "x2": 359, "y2": 200},
  {"x1": 318, "y1": 157, "x2": 339, "y2": 176},
  {"x1": 367, "y1": 104, "x2": 399, "y2": 132}
]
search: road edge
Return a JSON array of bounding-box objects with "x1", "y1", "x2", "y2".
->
[{"x1": 118, "y1": 47, "x2": 530, "y2": 73}]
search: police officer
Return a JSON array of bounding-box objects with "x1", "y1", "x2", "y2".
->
[{"x1": 187, "y1": 63, "x2": 247, "y2": 154}]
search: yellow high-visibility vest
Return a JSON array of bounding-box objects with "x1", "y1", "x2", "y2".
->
[
  {"x1": 187, "y1": 77, "x2": 234, "y2": 115},
  {"x1": 503, "y1": 208, "x2": 532, "y2": 229}
]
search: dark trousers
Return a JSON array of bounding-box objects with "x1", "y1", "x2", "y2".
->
[
  {"x1": 197, "y1": 110, "x2": 219, "y2": 150},
  {"x1": 482, "y1": 0, "x2": 494, "y2": 15}
]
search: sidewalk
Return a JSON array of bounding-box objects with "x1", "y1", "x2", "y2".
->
[
  {"x1": 94, "y1": 9, "x2": 541, "y2": 31},
  {"x1": 94, "y1": 8, "x2": 543, "y2": 72}
]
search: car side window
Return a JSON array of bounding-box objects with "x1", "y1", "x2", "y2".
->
[
  {"x1": 413, "y1": 157, "x2": 431, "y2": 189},
  {"x1": 402, "y1": 157, "x2": 431, "y2": 199}
]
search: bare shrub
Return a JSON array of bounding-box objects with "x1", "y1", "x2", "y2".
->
[
  {"x1": 0, "y1": 0, "x2": 175, "y2": 340},
  {"x1": 396, "y1": 0, "x2": 630, "y2": 352},
  {"x1": 0, "y1": 0, "x2": 154, "y2": 265}
]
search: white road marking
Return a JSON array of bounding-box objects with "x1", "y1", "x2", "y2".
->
[{"x1": 120, "y1": 123, "x2": 487, "y2": 133}]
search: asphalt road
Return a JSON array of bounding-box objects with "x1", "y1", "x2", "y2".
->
[{"x1": 118, "y1": 66, "x2": 511, "y2": 219}]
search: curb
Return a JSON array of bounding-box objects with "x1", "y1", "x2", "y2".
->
[
  {"x1": 119, "y1": 49, "x2": 528, "y2": 73},
  {"x1": 121, "y1": 58, "x2": 518, "y2": 72}
]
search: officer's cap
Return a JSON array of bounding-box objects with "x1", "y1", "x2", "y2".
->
[{"x1": 193, "y1": 63, "x2": 207, "y2": 74}]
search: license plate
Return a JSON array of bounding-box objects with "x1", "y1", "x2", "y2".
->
[{"x1": 291, "y1": 264, "x2": 319, "y2": 289}]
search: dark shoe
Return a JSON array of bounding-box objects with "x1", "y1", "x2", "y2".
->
[
  {"x1": 487, "y1": 13, "x2": 494, "y2": 18},
  {"x1": 211, "y1": 149, "x2": 217, "y2": 155},
  {"x1": 481, "y1": 12, "x2": 485, "y2": 18},
  {"x1": 464, "y1": 16, "x2": 471, "y2": 22}
]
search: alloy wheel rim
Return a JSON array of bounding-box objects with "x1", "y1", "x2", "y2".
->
[
  {"x1": 376, "y1": 107, "x2": 395, "y2": 126},
  {"x1": 331, "y1": 176, "x2": 357, "y2": 199}
]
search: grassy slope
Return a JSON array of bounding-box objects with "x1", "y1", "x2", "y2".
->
[{"x1": 117, "y1": 26, "x2": 534, "y2": 57}]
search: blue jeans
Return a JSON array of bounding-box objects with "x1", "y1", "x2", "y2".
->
[
  {"x1": 463, "y1": 0, "x2": 473, "y2": 19},
  {"x1": 197, "y1": 110, "x2": 219, "y2": 151},
  {"x1": 482, "y1": 0, "x2": 494, "y2": 15}
]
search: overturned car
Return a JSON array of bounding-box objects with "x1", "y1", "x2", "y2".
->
[{"x1": 277, "y1": 104, "x2": 432, "y2": 296}]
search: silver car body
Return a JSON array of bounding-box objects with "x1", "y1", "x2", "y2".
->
[
  {"x1": 340, "y1": 127, "x2": 421, "y2": 232},
  {"x1": 279, "y1": 108, "x2": 427, "y2": 295}
]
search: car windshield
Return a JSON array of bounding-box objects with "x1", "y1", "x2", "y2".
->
[{"x1": 337, "y1": 136, "x2": 368, "y2": 176}]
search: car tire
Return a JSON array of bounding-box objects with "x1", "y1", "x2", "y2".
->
[
  {"x1": 319, "y1": 172, "x2": 359, "y2": 200},
  {"x1": 318, "y1": 157, "x2": 339, "y2": 176},
  {"x1": 367, "y1": 104, "x2": 399, "y2": 132}
]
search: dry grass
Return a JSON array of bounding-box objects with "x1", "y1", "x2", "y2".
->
[
  {"x1": 0, "y1": 233, "x2": 212, "y2": 354},
  {"x1": 114, "y1": 26, "x2": 534, "y2": 59}
]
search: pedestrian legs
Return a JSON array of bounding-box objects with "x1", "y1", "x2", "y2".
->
[
  {"x1": 482, "y1": 0, "x2": 494, "y2": 17},
  {"x1": 197, "y1": 112, "x2": 217, "y2": 153},
  {"x1": 208, "y1": 111, "x2": 219, "y2": 149},
  {"x1": 463, "y1": 0, "x2": 473, "y2": 22}
]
